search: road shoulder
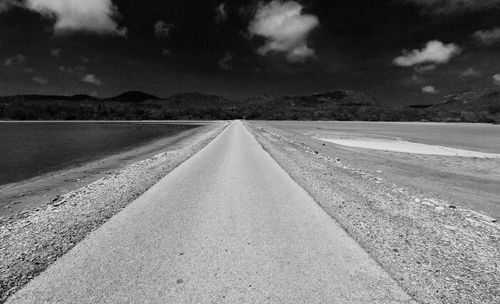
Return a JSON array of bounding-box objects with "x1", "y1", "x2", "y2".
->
[
  {"x1": 246, "y1": 121, "x2": 500, "y2": 304},
  {"x1": 0, "y1": 122, "x2": 228, "y2": 303}
]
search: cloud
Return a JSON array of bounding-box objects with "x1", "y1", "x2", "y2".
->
[
  {"x1": 0, "y1": 0, "x2": 17, "y2": 12},
  {"x1": 394, "y1": 40, "x2": 461, "y2": 67},
  {"x1": 492, "y1": 74, "x2": 500, "y2": 86},
  {"x1": 51, "y1": 48, "x2": 63, "y2": 57},
  {"x1": 4, "y1": 54, "x2": 26, "y2": 66},
  {"x1": 161, "y1": 49, "x2": 172, "y2": 56},
  {"x1": 215, "y1": 3, "x2": 227, "y2": 23},
  {"x1": 154, "y1": 21, "x2": 174, "y2": 39},
  {"x1": 21, "y1": 0, "x2": 126, "y2": 35},
  {"x1": 402, "y1": 0, "x2": 500, "y2": 14},
  {"x1": 81, "y1": 74, "x2": 102, "y2": 85},
  {"x1": 473, "y1": 27, "x2": 500, "y2": 45},
  {"x1": 422, "y1": 85, "x2": 438, "y2": 94},
  {"x1": 32, "y1": 76, "x2": 48, "y2": 84},
  {"x1": 248, "y1": 0, "x2": 319, "y2": 62},
  {"x1": 218, "y1": 51, "x2": 233, "y2": 70},
  {"x1": 59, "y1": 65, "x2": 85, "y2": 75},
  {"x1": 402, "y1": 74, "x2": 426, "y2": 86},
  {"x1": 461, "y1": 67, "x2": 481, "y2": 77},
  {"x1": 414, "y1": 64, "x2": 436, "y2": 73}
]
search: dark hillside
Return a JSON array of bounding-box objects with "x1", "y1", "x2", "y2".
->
[{"x1": 0, "y1": 88, "x2": 498, "y2": 122}]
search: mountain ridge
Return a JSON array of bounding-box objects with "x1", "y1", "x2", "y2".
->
[{"x1": 0, "y1": 88, "x2": 498, "y2": 122}]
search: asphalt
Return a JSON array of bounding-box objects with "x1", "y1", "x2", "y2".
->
[{"x1": 7, "y1": 121, "x2": 415, "y2": 304}]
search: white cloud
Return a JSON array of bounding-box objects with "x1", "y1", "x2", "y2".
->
[
  {"x1": 32, "y1": 76, "x2": 48, "y2": 84},
  {"x1": 492, "y1": 74, "x2": 500, "y2": 86},
  {"x1": 394, "y1": 40, "x2": 461, "y2": 67},
  {"x1": 154, "y1": 21, "x2": 174, "y2": 39},
  {"x1": 218, "y1": 51, "x2": 233, "y2": 70},
  {"x1": 414, "y1": 64, "x2": 436, "y2": 73},
  {"x1": 403, "y1": 0, "x2": 500, "y2": 14},
  {"x1": 22, "y1": 0, "x2": 126, "y2": 35},
  {"x1": 473, "y1": 27, "x2": 500, "y2": 45},
  {"x1": 51, "y1": 48, "x2": 63, "y2": 57},
  {"x1": 248, "y1": 0, "x2": 319, "y2": 62},
  {"x1": 81, "y1": 74, "x2": 102, "y2": 85},
  {"x1": 215, "y1": 3, "x2": 227, "y2": 23},
  {"x1": 4, "y1": 54, "x2": 26, "y2": 66},
  {"x1": 461, "y1": 68, "x2": 481, "y2": 77},
  {"x1": 422, "y1": 85, "x2": 438, "y2": 94}
]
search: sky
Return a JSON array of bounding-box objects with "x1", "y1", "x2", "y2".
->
[{"x1": 1, "y1": 0, "x2": 500, "y2": 105}]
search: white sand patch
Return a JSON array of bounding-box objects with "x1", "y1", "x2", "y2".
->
[{"x1": 315, "y1": 137, "x2": 500, "y2": 158}]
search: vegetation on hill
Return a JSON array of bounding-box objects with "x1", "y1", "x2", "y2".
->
[{"x1": 0, "y1": 89, "x2": 498, "y2": 122}]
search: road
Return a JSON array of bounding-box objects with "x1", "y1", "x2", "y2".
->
[{"x1": 7, "y1": 121, "x2": 414, "y2": 303}]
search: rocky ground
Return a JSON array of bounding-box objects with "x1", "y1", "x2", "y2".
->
[
  {"x1": 0, "y1": 122, "x2": 228, "y2": 303},
  {"x1": 247, "y1": 121, "x2": 499, "y2": 304}
]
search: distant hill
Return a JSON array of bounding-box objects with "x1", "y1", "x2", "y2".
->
[
  {"x1": 0, "y1": 88, "x2": 498, "y2": 122},
  {"x1": 426, "y1": 88, "x2": 500, "y2": 122},
  {"x1": 106, "y1": 91, "x2": 159, "y2": 103},
  {"x1": 160, "y1": 92, "x2": 235, "y2": 109},
  {"x1": 242, "y1": 90, "x2": 385, "y2": 120}
]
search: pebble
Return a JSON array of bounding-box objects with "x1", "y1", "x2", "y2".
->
[{"x1": 421, "y1": 201, "x2": 435, "y2": 207}]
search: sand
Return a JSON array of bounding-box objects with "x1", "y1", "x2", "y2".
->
[
  {"x1": 315, "y1": 137, "x2": 500, "y2": 158},
  {"x1": 248, "y1": 121, "x2": 499, "y2": 304}
]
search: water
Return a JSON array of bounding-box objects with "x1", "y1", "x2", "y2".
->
[{"x1": 0, "y1": 122, "x2": 199, "y2": 185}]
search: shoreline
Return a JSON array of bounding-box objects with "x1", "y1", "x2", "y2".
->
[
  {"x1": 0, "y1": 121, "x2": 228, "y2": 302},
  {"x1": 314, "y1": 137, "x2": 500, "y2": 158},
  {"x1": 247, "y1": 121, "x2": 499, "y2": 304},
  {"x1": 0, "y1": 123, "x2": 211, "y2": 218}
]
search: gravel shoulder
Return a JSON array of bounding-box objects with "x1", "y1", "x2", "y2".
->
[
  {"x1": 0, "y1": 121, "x2": 228, "y2": 303},
  {"x1": 247, "y1": 121, "x2": 499, "y2": 304}
]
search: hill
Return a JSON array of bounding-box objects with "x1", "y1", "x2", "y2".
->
[
  {"x1": 242, "y1": 90, "x2": 386, "y2": 120},
  {"x1": 106, "y1": 91, "x2": 159, "y2": 103},
  {"x1": 0, "y1": 88, "x2": 498, "y2": 122},
  {"x1": 426, "y1": 88, "x2": 500, "y2": 122}
]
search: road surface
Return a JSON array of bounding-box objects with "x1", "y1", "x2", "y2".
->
[{"x1": 7, "y1": 121, "x2": 414, "y2": 303}]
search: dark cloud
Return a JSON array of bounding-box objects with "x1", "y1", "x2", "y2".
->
[
  {"x1": 215, "y1": 3, "x2": 227, "y2": 23},
  {"x1": 4, "y1": 54, "x2": 26, "y2": 66},
  {"x1": 154, "y1": 20, "x2": 174, "y2": 39},
  {"x1": 51, "y1": 48, "x2": 63, "y2": 57},
  {"x1": 461, "y1": 68, "x2": 481, "y2": 77},
  {"x1": 32, "y1": 75, "x2": 48, "y2": 84},
  {"x1": 218, "y1": 51, "x2": 233, "y2": 70},
  {"x1": 474, "y1": 27, "x2": 500, "y2": 45},
  {"x1": 402, "y1": 0, "x2": 500, "y2": 14}
]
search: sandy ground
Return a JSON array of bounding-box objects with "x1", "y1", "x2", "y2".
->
[
  {"x1": 315, "y1": 137, "x2": 500, "y2": 158},
  {"x1": 247, "y1": 121, "x2": 499, "y2": 304},
  {"x1": 0, "y1": 121, "x2": 228, "y2": 303},
  {"x1": 257, "y1": 121, "x2": 500, "y2": 219}
]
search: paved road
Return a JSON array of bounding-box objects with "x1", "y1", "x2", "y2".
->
[{"x1": 8, "y1": 121, "x2": 414, "y2": 303}]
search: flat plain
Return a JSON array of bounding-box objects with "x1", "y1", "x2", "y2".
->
[{"x1": 255, "y1": 121, "x2": 500, "y2": 219}]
